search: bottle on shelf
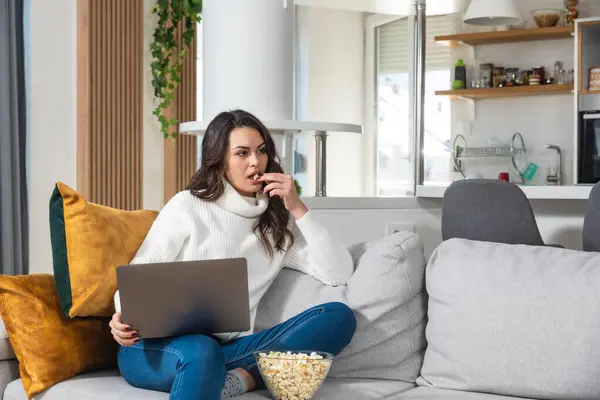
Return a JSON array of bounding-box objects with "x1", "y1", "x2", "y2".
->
[{"x1": 452, "y1": 59, "x2": 467, "y2": 90}]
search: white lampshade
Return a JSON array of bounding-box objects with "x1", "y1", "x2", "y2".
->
[{"x1": 463, "y1": 0, "x2": 522, "y2": 26}]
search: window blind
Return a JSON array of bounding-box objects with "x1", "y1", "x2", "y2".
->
[
  {"x1": 377, "y1": 18, "x2": 410, "y2": 75},
  {"x1": 377, "y1": 14, "x2": 452, "y2": 75}
]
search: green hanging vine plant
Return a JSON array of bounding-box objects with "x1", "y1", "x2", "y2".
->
[{"x1": 151, "y1": 0, "x2": 202, "y2": 138}]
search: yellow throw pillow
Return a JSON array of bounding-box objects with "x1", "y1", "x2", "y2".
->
[
  {"x1": 0, "y1": 274, "x2": 117, "y2": 398},
  {"x1": 49, "y1": 182, "x2": 158, "y2": 317}
]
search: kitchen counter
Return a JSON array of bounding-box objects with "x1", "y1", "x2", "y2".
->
[{"x1": 417, "y1": 184, "x2": 593, "y2": 200}]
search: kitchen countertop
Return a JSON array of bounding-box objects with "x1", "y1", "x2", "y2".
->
[{"x1": 417, "y1": 184, "x2": 593, "y2": 200}]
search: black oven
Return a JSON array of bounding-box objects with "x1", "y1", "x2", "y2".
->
[{"x1": 578, "y1": 110, "x2": 600, "y2": 184}]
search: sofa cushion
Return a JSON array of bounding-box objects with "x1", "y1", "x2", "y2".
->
[
  {"x1": 49, "y1": 182, "x2": 158, "y2": 317},
  {"x1": 4, "y1": 370, "x2": 415, "y2": 400},
  {"x1": 242, "y1": 377, "x2": 415, "y2": 399},
  {"x1": 0, "y1": 274, "x2": 117, "y2": 398},
  {"x1": 397, "y1": 387, "x2": 537, "y2": 399},
  {"x1": 255, "y1": 231, "x2": 427, "y2": 382},
  {"x1": 417, "y1": 239, "x2": 600, "y2": 400}
]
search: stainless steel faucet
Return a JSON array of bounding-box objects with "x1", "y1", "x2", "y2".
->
[{"x1": 545, "y1": 144, "x2": 562, "y2": 186}]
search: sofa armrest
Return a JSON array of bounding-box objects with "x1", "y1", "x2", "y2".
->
[
  {"x1": 0, "y1": 318, "x2": 19, "y2": 399},
  {"x1": 0, "y1": 322, "x2": 15, "y2": 362},
  {"x1": 0, "y1": 360, "x2": 19, "y2": 400}
]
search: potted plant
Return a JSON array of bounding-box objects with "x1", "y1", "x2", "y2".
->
[{"x1": 150, "y1": 0, "x2": 202, "y2": 138}]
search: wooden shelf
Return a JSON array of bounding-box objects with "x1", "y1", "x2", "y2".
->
[
  {"x1": 436, "y1": 84, "x2": 574, "y2": 99},
  {"x1": 434, "y1": 26, "x2": 574, "y2": 47},
  {"x1": 580, "y1": 89, "x2": 600, "y2": 94}
]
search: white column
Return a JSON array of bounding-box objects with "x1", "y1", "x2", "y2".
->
[{"x1": 202, "y1": 0, "x2": 295, "y2": 122}]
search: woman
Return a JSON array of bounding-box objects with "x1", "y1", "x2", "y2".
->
[{"x1": 109, "y1": 109, "x2": 356, "y2": 399}]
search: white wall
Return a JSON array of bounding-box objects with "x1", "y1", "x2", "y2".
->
[
  {"x1": 142, "y1": 0, "x2": 164, "y2": 211},
  {"x1": 310, "y1": 202, "x2": 444, "y2": 257},
  {"x1": 306, "y1": 198, "x2": 588, "y2": 259},
  {"x1": 27, "y1": 0, "x2": 163, "y2": 273},
  {"x1": 28, "y1": 0, "x2": 77, "y2": 274},
  {"x1": 295, "y1": 6, "x2": 366, "y2": 197}
]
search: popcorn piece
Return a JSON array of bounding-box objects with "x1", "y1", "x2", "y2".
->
[{"x1": 256, "y1": 351, "x2": 332, "y2": 400}]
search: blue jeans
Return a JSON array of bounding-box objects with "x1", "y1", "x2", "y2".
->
[{"x1": 117, "y1": 302, "x2": 356, "y2": 400}]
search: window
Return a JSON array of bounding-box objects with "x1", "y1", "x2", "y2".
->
[
  {"x1": 376, "y1": 18, "x2": 411, "y2": 196},
  {"x1": 374, "y1": 14, "x2": 453, "y2": 196}
]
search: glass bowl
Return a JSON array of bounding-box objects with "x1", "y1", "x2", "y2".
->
[
  {"x1": 531, "y1": 9, "x2": 563, "y2": 28},
  {"x1": 254, "y1": 350, "x2": 333, "y2": 400}
]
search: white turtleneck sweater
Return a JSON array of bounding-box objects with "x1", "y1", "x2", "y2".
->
[{"x1": 114, "y1": 181, "x2": 354, "y2": 341}]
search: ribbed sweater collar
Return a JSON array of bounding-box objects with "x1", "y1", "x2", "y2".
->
[{"x1": 215, "y1": 180, "x2": 269, "y2": 218}]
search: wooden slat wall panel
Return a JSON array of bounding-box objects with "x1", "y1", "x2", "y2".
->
[
  {"x1": 76, "y1": 0, "x2": 91, "y2": 198},
  {"x1": 80, "y1": 0, "x2": 143, "y2": 210},
  {"x1": 176, "y1": 26, "x2": 198, "y2": 193}
]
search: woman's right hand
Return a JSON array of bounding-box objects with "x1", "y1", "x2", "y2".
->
[{"x1": 109, "y1": 312, "x2": 139, "y2": 346}]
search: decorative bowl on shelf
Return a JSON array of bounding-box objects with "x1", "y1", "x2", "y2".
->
[
  {"x1": 255, "y1": 350, "x2": 333, "y2": 400},
  {"x1": 531, "y1": 9, "x2": 563, "y2": 28}
]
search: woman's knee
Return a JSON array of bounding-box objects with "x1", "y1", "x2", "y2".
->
[
  {"x1": 322, "y1": 302, "x2": 357, "y2": 343},
  {"x1": 170, "y1": 334, "x2": 225, "y2": 368},
  {"x1": 118, "y1": 335, "x2": 225, "y2": 381}
]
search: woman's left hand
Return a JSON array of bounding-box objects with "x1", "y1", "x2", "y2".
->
[{"x1": 260, "y1": 173, "x2": 308, "y2": 219}]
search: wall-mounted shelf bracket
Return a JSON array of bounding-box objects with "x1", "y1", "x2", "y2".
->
[{"x1": 455, "y1": 96, "x2": 476, "y2": 120}]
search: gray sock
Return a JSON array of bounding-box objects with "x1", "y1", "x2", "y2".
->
[{"x1": 221, "y1": 370, "x2": 249, "y2": 398}]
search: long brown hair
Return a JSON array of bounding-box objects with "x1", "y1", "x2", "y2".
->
[{"x1": 186, "y1": 109, "x2": 294, "y2": 257}]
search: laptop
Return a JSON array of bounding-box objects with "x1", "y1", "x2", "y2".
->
[{"x1": 116, "y1": 258, "x2": 250, "y2": 339}]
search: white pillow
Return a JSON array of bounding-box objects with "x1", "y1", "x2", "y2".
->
[
  {"x1": 417, "y1": 238, "x2": 600, "y2": 399},
  {"x1": 255, "y1": 231, "x2": 427, "y2": 382}
]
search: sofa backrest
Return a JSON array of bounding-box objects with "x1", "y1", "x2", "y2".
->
[{"x1": 583, "y1": 181, "x2": 600, "y2": 252}]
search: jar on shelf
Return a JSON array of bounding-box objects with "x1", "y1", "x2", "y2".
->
[
  {"x1": 479, "y1": 63, "x2": 493, "y2": 88},
  {"x1": 519, "y1": 70, "x2": 530, "y2": 86},
  {"x1": 529, "y1": 74, "x2": 541, "y2": 86},
  {"x1": 505, "y1": 68, "x2": 520, "y2": 86},
  {"x1": 554, "y1": 61, "x2": 563, "y2": 81},
  {"x1": 533, "y1": 66, "x2": 546, "y2": 83},
  {"x1": 558, "y1": 69, "x2": 567, "y2": 84},
  {"x1": 493, "y1": 67, "x2": 504, "y2": 88},
  {"x1": 568, "y1": 69, "x2": 574, "y2": 84}
]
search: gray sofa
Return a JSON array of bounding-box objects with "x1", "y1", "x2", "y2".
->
[{"x1": 2, "y1": 232, "x2": 600, "y2": 399}]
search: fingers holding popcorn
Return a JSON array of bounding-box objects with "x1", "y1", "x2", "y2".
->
[{"x1": 259, "y1": 173, "x2": 307, "y2": 218}]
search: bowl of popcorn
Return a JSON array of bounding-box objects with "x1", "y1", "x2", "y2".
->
[{"x1": 254, "y1": 350, "x2": 333, "y2": 400}]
